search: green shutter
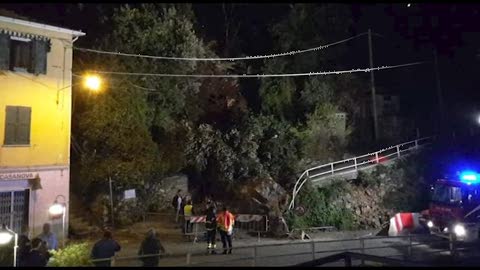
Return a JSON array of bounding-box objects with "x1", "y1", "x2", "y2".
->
[
  {"x1": 0, "y1": 33, "x2": 10, "y2": 70},
  {"x1": 27, "y1": 40, "x2": 35, "y2": 74},
  {"x1": 4, "y1": 106, "x2": 17, "y2": 145},
  {"x1": 17, "y1": 107, "x2": 31, "y2": 145},
  {"x1": 33, "y1": 40, "x2": 47, "y2": 75}
]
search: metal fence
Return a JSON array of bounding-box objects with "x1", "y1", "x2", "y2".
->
[
  {"x1": 289, "y1": 136, "x2": 434, "y2": 210},
  {"x1": 144, "y1": 212, "x2": 269, "y2": 243},
  {"x1": 82, "y1": 233, "x2": 476, "y2": 267}
]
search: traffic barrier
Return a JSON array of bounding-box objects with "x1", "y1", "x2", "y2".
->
[
  {"x1": 388, "y1": 212, "x2": 421, "y2": 236},
  {"x1": 183, "y1": 214, "x2": 269, "y2": 242}
]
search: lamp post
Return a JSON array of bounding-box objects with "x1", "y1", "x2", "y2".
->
[
  {"x1": 49, "y1": 195, "x2": 67, "y2": 247},
  {"x1": 0, "y1": 224, "x2": 18, "y2": 267}
]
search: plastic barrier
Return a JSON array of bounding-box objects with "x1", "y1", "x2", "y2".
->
[{"x1": 388, "y1": 212, "x2": 421, "y2": 236}]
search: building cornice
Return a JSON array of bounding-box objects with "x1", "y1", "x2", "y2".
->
[
  {"x1": 0, "y1": 15, "x2": 85, "y2": 37},
  {"x1": 0, "y1": 165, "x2": 69, "y2": 174}
]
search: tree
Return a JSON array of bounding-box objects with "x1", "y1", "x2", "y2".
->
[{"x1": 72, "y1": 4, "x2": 217, "y2": 202}]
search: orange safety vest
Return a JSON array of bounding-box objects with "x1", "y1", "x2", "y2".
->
[{"x1": 217, "y1": 211, "x2": 235, "y2": 233}]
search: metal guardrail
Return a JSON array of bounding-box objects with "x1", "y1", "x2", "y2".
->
[
  {"x1": 294, "y1": 251, "x2": 430, "y2": 267},
  {"x1": 81, "y1": 233, "x2": 473, "y2": 267},
  {"x1": 289, "y1": 136, "x2": 435, "y2": 210}
]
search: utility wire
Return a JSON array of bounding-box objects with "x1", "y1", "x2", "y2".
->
[
  {"x1": 73, "y1": 32, "x2": 368, "y2": 62},
  {"x1": 85, "y1": 61, "x2": 426, "y2": 78}
]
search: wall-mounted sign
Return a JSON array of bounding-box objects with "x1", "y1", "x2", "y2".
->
[
  {"x1": 0, "y1": 172, "x2": 35, "y2": 181},
  {"x1": 124, "y1": 189, "x2": 136, "y2": 200}
]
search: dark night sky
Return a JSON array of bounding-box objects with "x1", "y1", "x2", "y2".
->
[{"x1": 1, "y1": 3, "x2": 479, "y2": 130}]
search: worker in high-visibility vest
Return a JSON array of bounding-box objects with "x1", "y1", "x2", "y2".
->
[
  {"x1": 183, "y1": 200, "x2": 194, "y2": 234},
  {"x1": 217, "y1": 206, "x2": 235, "y2": 254},
  {"x1": 205, "y1": 206, "x2": 217, "y2": 254}
]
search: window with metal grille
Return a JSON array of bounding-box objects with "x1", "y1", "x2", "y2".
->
[
  {"x1": 0, "y1": 190, "x2": 29, "y2": 233},
  {"x1": 4, "y1": 106, "x2": 31, "y2": 145}
]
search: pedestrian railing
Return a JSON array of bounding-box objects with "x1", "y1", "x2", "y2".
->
[
  {"x1": 82, "y1": 233, "x2": 475, "y2": 267},
  {"x1": 289, "y1": 136, "x2": 435, "y2": 210},
  {"x1": 294, "y1": 251, "x2": 430, "y2": 267}
]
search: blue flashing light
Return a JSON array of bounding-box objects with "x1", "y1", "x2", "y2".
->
[{"x1": 460, "y1": 171, "x2": 478, "y2": 183}]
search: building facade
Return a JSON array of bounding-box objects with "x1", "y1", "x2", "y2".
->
[{"x1": 0, "y1": 15, "x2": 84, "y2": 239}]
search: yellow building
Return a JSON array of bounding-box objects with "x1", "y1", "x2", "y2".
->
[{"x1": 0, "y1": 15, "x2": 84, "y2": 240}]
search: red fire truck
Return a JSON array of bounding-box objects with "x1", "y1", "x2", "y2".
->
[{"x1": 423, "y1": 171, "x2": 480, "y2": 242}]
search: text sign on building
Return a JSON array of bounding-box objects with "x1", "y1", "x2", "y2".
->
[
  {"x1": 0, "y1": 172, "x2": 35, "y2": 181},
  {"x1": 124, "y1": 189, "x2": 136, "y2": 200}
]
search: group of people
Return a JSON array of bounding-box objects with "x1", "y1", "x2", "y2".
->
[
  {"x1": 172, "y1": 189, "x2": 236, "y2": 255},
  {"x1": 90, "y1": 228, "x2": 166, "y2": 267},
  {"x1": 17, "y1": 223, "x2": 58, "y2": 267}
]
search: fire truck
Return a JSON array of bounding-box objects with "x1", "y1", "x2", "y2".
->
[{"x1": 423, "y1": 171, "x2": 480, "y2": 242}]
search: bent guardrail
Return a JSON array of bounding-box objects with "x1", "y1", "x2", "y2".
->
[{"x1": 289, "y1": 136, "x2": 434, "y2": 210}]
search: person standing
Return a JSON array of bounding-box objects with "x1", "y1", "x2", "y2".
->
[
  {"x1": 183, "y1": 200, "x2": 194, "y2": 234},
  {"x1": 23, "y1": 238, "x2": 48, "y2": 267},
  {"x1": 37, "y1": 223, "x2": 58, "y2": 251},
  {"x1": 138, "y1": 228, "x2": 166, "y2": 267},
  {"x1": 205, "y1": 206, "x2": 217, "y2": 254},
  {"x1": 172, "y1": 189, "x2": 183, "y2": 223},
  {"x1": 18, "y1": 225, "x2": 31, "y2": 267},
  {"x1": 217, "y1": 206, "x2": 235, "y2": 254},
  {"x1": 91, "y1": 230, "x2": 121, "y2": 267}
]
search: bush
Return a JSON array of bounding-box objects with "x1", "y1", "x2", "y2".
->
[
  {"x1": 286, "y1": 183, "x2": 355, "y2": 230},
  {"x1": 47, "y1": 242, "x2": 93, "y2": 267}
]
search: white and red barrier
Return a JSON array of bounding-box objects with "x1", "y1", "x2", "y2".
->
[
  {"x1": 388, "y1": 212, "x2": 422, "y2": 236},
  {"x1": 188, "y1": 214, "x2": 264, "y2": 223},
  {"x1": 190, "y1": 216, "x2": 206, "y2": 223}
]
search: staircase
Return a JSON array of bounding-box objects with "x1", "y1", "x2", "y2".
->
[{"x1": 288, "y1": 136, "x2": 434, "y2": 210}]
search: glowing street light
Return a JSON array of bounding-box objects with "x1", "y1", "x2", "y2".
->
[
  {"x1": 49, "y1": 195, "x2": 67, "y2": 247},
  {"x1": 83, "y1": 74, "x2": 102, "y2": 92},
  {"x1": 0, "y1": 224, "x2": 18, "y2": 267}
]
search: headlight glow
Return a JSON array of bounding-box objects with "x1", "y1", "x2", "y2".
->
[
  {"x1": 427, "y1": 221, "x2": 434, "y2": 228},
  {"x1": 454, "y1": 224, "x2": 466, "y2": 237}
]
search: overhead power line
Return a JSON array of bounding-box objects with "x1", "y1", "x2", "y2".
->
[
  {"x1": 84, "y1": 61, "x2": 426, "y2": 78},
  {"x1": 73, "y1": 32, "x2": 368, "y2": 62}
]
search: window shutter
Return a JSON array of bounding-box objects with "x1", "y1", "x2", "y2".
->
[
  {"x1": 17, "y1": 107, "x2": 31, "y2": 145},
  {"x1": 27, "y1": 40, "x2": 35, "y2": 74},
  {"x1": 0, "y1": 33, "x2": 10, "y2": 70},
  {"x1": 33, "y1": 40, "x2": 47, "y2": 75},
  {"x1": 4, "y1": 106, "x2": 17, "y2": 145}
]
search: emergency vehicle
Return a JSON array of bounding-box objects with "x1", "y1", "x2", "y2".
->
[{"x1": 423, "y1": 171, "x2": 480, "y2": 242}]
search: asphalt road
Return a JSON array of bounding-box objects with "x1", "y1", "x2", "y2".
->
[{"x1": 109, "y1": 232, "x2": 480, "y2": 267}]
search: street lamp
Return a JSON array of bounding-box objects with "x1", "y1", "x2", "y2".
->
[
  {"x1": 0, "y1": 224, "x2": 18, "y2": 267},
  {"x1": 49, "y1": 195, "x2": 67, "y2": 247},
  {"x1": 83, "y1": 74, "x2": 102, "y2": 92}
]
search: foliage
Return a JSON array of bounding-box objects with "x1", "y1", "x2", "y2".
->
[
  {"x1": 356, "y1": 165, "x2": 388, "y2": 187},
  {"x1": 286, "y1": 183, "x2": 355, "y2": 230},
  {"x1": 77, "y1": 83, "x2": 159, "y2": 189},
  {"x1": 48, "y1": 242, "x2": 93, "y2": 267},
  {"x1": 258, "y1": 59, "x2": 296, "y2": 121},
  {"x1": 382, "y1": 154, "x2": 431, "y2": 212},
  {"x1": 301, "y1": 103, "x2": 352, "y2": 162},
  {"x1": 70, "y1": 2, "x2": 376, "y2": 220}
]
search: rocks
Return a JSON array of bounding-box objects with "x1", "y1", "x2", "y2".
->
[
  {"x1": 238, "y1": 176, "x2": 288, "y2": 215},
  {"x1": 149, "y1": 174, "x2": 189, "y2": 212},
  {"x1": 237, "y1": 176, "x2": 289, "y2": 235}
]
